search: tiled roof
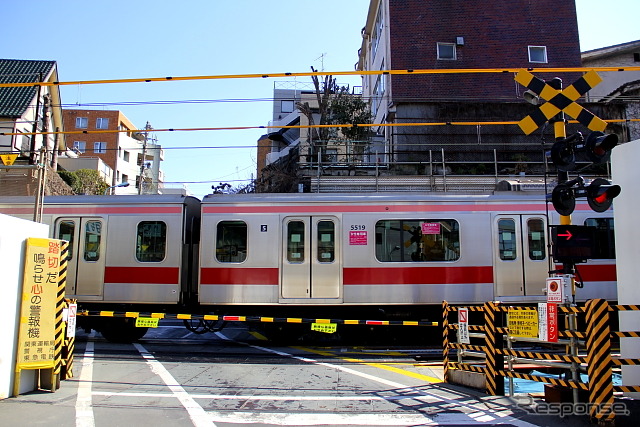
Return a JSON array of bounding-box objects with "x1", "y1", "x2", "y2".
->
[{"x1": 0, "y1": 59, "x2": 56, "y2": 117}]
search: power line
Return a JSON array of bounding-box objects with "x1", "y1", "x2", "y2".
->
[
  {"x1": 3, "y1": 118, "x2": 639, "y2": 138},
  {"x1": 3, "y1": 66, "x2": 640, "y2": 88}
]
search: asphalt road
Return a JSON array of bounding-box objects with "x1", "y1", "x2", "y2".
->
[{"x1": 1, "y1": 322, "x2": 635, "y2": 426}]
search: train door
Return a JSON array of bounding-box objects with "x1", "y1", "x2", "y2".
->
[
  {"x1": 493, "y1": 214, "x2": 548, "y2": 297},
  {"x1": 55, "y1": 217, "x2": 106, "y2": 298},
  {"x1": 280, "y1": 216, "x2": 341, "y2": 300}
]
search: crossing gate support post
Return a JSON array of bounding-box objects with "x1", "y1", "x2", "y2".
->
[
  {"x1": 61, "y1": 298, "x2": 76, "y2": 380},
  {"x1": 442, "y1": 301, "x2": 450, "y2": 382},
  {"x1": 484, "y1": 301, "x2": 504, "y2": 395},
  {"x1": 50, "y1": 241, "x2": 69, "y2": 390},
  {"x1": 585, "y1": 299, "x2": 615, "y2": 426}
]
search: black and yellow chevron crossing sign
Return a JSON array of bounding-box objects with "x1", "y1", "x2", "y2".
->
[{"x1": 515, "y1": 69, "x2": 608, "y2": 135}]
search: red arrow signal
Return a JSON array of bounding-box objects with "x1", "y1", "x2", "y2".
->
[{"x1": 558, "y1": 230, "x2": 573, "y2": 240}]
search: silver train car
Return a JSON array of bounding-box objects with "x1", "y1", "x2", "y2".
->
[{"x1": 0, "y1": 193, "x2": 616, "y2": 340}]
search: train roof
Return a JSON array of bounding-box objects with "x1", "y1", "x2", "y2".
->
[
  {"x1": 0, "y1": 194, "x2": 200, "y2": 205},
  {"x1": 202, "y1": 192, "x2": 550, "y2": 205}
]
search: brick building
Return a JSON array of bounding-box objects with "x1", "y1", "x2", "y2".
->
[
  {"x1": 356, "y1": 0, "x2": 621, "y2": 177},
  {"x1": 61, "y1": 110, "x2": 163, "y2": 194}
]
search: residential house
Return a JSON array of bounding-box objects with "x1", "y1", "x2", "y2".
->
[
  {"x1": 0, "y1": 59, "x2": 71, "y2": 195},
  {"x1": 582, "y1": 40, "x2": 640, "y2": 141},
  {"x1": 356, "y1": 0, "x2": 625, "y2": 179}
]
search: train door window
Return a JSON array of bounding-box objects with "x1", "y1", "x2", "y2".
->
[
  {"x1": 584, "y1": 217, "x2": 615, "y2": 259},
  {"x1": 287, "y1": 220, "x2": 305, "y2": 263},
  {"x1": 317, "y1": 220, "x2": 335, "y2": 263},
  {"x1": 83, "y1": 220, "x2": 102, "y2": 262},
  {"x1": 527, "y1": 218, "x2": 546, "y2": 260},
  {"x1": 498, "y1": 219, "x2": 516, "y2": 261},
  {"x1": 375, "y1": 219, "x2": 460, "y2": 262},
  {"x1": 136, "y1": 221, "x2": 167, "y2": 262},
  {"x1": 216, "y1": 221, "x2": 247, "y2": 263},
  {"x1": 57, "y1": 220, "x2": 75, "y2": 259}
]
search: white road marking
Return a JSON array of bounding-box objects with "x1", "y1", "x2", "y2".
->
[
  {"x1": 75, "y1": 333, "x2": 95, "y2": 427},
  {"x1": 133, "y1": 343, "x2": 215, "y2": 427},
  {"x1": 93, "y1": 391, "x2": 434, "y2": 401},
  {"x1": 214, "y1": 331, "x2": 539, "y2": 427}
]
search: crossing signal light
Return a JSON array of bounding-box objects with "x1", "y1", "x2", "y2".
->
[
  {"x1": 586, "y1": 178, "x2": 621, "y2": 213},
  {"x1": 549, "y1": 131, "x2": 618, "y2": 171},
  {"x1": 550, "y1": 140, "x2": 576, "y2": 171},
  {"x1": 551, "y1": 182, "x2": 577, "y2": 216},
  {"x1": 585, "y1": 131, "x2": 618, "y2": 164},
  {"x1": 549, "y1": 177, "x2": 621, "y2": 215}
]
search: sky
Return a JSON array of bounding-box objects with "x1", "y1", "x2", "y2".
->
[{"x1": 2, "y1": 0, "x2": 638, "y2": 198}]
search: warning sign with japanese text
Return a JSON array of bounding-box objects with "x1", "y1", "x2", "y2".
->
[
  {"x1": 507, "y1": 308, "x2": 539, "y2": 338},
  {"x1": 16, "y1": 238, "x2": 63, "y2": 370}
]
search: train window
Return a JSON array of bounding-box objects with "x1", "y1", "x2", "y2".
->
[
  {"x1": 375, "y1": 219, "x2": 460, "y2": 262},
  {"x1": 57, "y1": 220, "x2": 75, "y2": 260},
  {"x1": 584, "y1": 217, "x2": 615, "y2": 259},
  {"x1": 83, "y1": 220, "x2": 102, "y2": 262},
  {"x1": 287, "y1": 221, "x2": 305, "y2": 263},
  {"x1": 527, "y1": 218, "x2": 546, "y2": 261},
  {"x1": 317, "y1": 220, "x2": 335, "y2": 263},
  {"x1": 216, "y1": 221, "x2": 247, "y2": 263},
  {"x1": 136, "y1": 221, "x2": 167, "y2": 262},
  {"x1": 498, "y1": 219, "x2": 516, "y2": 261}
]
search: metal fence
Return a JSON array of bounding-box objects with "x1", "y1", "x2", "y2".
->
[{"x1": 442, "y1": 300, "x2": 640, "y2": 426}]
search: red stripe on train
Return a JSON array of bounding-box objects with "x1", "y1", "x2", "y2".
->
[
  {"x1": 104, "y1": 266, "x2": 180, "y2": 284},
  {"x1": 344, "y1": 266, "x2": 494, "y2": 285},
  {"x1": 570, "y1": 264, "x2": 617, "y2": 282},
  {"x1": 203, "y1": 204, "x2": 555, "y2": 214},
  {"x1": 200, "y1": 267, "x2": 279, "y2": 285},
  {"x1": 198, "y1": 264, "x2": 615, "y2": 286},
  {"x1": 0, "y1": 207, "x2": 183, "y2": 215}
]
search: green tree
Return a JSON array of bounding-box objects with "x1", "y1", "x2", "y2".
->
[
  {"x1": 296, "y1": 67, "x2": 372, "y2": 162},
  {"x1": 58, "y1": 169, "x2": 109, "y2": 195}
]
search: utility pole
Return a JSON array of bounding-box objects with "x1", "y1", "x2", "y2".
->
[{"x1": 138, "y1": 121, "x2": 151, "y2": 195}]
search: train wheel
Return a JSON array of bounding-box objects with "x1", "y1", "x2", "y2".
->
[{"x1": 99, "y1": 318, "x2": 148, "y2": 343}]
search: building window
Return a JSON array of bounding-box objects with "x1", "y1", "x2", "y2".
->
[
  {"x1": 528, "y1": 46, "x2": 548, "y2": 63},
  {"x1": 94, "y1": 142, "x2": 107, "y2": 154},
  {"x1": 123, "y1": 150, "x2": 130, "y2": 162},
  {"x1": 437, "y1": 43, "x2": 456, "y2": 60},
  {"x1": 96, "y1": 118, "x2": 109, "y2": 129},
  {"x1": 634, "y1": 52, "x2": 640, "y2": 62},
  {"x1": 281, "y1": 100, "x2": 295, "y2": 113},
  {"x1": 73, "y1": 141, "x2": 86, "y2": 153},
  {"x1": 75, "y1": 117, "x2": 88, "y2": 128},
  {"x1": 372, "y1": 6, "x2": 384, "y2": 59}
]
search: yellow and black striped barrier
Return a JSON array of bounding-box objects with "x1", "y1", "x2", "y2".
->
[
  {"x1": 499, "y1": 370, "x2": 589, "y2": 391},
  {"x1": 77, "y1": 310, "x2": 438, "y2": 327},
  {"x1": 52, "y1": 241, "x2": 69, "y2": 390},
  {"x1": 442, "y1": 299, "x2": 640, "y2": 425},
  {"x1": 442, "y1": 301, "x2": 450, "y2": 382},
  {"x1": 483, "y1": 301, "x2": 504, "y2": 396},
  {"x1": 585, "y1": 299, "x2": 615, "y2": 425}
]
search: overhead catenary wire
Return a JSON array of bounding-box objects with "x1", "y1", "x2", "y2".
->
[
  {"x1": 2, "y1": 118, "x2": 638, "y2": 138},
  {"x1": 2, "y1": 66, "x2": 640, "y2": 88}
]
